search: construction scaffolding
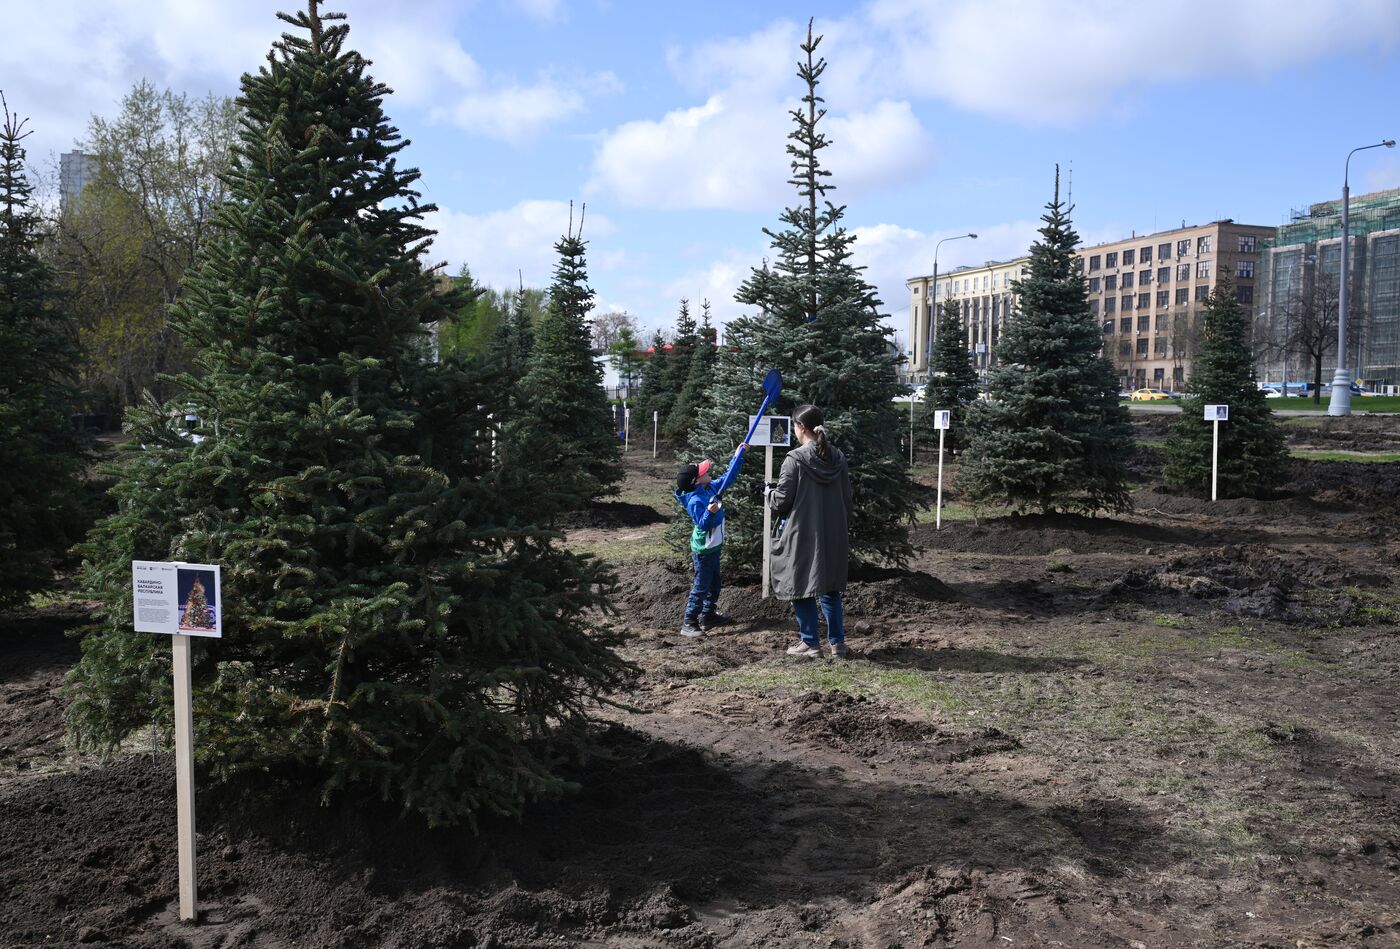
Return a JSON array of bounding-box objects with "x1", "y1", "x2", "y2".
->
[{"x1": 1255, "y1": 187, "x2": 1400, "y2": 386}]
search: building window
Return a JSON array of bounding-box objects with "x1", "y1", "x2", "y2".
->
[
  {"x1": 1122, "y1": 272, "x2": 1134, "y2": 289},
  {"x1": 1120, "y1": 317, "x2": 1131, "y2": 334},
  {"x1": 1157, "y1": 266, "x2": 1170, "y2": 284},
  {"x1": 1106, "y1": 251, "x2": 1118, "y2": 268},
  {"x1": 1196, "y1": 261, "x2": 1210, "y2": 278},
  {"x1": 1140, "y1": 269, "x2": 1152, "y2": 285},
  {"x1": 1138, "y1": 315, "x2": 1150, "y2": 332},
  {"x1": 1176, "y1": 239, "x2": 1190, "y2": 257},
  {"x1": 1119, "y1": 340, "x2": 1131, "y2": 357},
  {"x1": 1236, "y1": 260, "x2": 1254, "y2": 279},
  {"x1": 1158, "y1": 242, "x2": 1172, "y2": 259},
  {"x1": 1236, "y1": 285, "x2": 1254, "y2": 304},
  {"x1": 1154, "y1": 340, "x2": 1167, "y2": 357},
  {"x1": 1136, "y1": 338, "x2": 1149, "y2": 356},
  {"x1": 1197, "y1": 236, "x2": 1212, "y2": 254},
  {"x1": 1106, "y1": 274, "x2": 1118, "y2": 291},
  {"x1": 1156, "y1": 313, "x2": 1168, "y2": 330},
  {"x1": 983, "y1": 275, "x2": 990, "y2": 289},
  {"x1": 1091, "y1": 299, "x2": 1101, "y2": 315},
  {"x1": 1123, "y1": 248, "x2": 1135, "y2": 266},
  {"x1": 1238, "y1": 235, "x2": 1256, "y2": 253},
  {"x1": 1089, "y1": 276, "x2": 1101, "y2": 293},
  {"x1": 1122, "y1": 295, "x2": 1134, "y2": 311},
  {"x1": 1102, "y1": 319, "x2": 1113, "y2": 333},
  {"x1": 1105, "y1": 297, "x2": 1116, "y2": 314},
  {"x1": 1194, "y1": 284, "x2": 1210, "y2": 301},
  {"x1": 1141, "y1": 245, "x2": 1153, "y2": 262},
  {"x1": 1089, "y1": 255, "x2": 1101, "y2": 271},
  {"x1": 1176, "y1": 263, "x2": 1191, "y2": 281},
  {"x1": 1157, "y1": 290, "x2": 1170, "y2": 307},
  {"x1": 1138, "y1": 292, "x2": 1150, "y2": 309},
  {"x1": 1175, "y1": 287, "x2": 1189, "y2": 305}
]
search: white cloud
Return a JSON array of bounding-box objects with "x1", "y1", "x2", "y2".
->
[
  {"x1": 428, "y1": 199, "x2": 616, "y2": 291},
  {"x1": 659, "y1": 249, "x2": 765, "y2": 332},
  {"x1": 867, "y1": 0, "x2": 1400, "y2": 124}
]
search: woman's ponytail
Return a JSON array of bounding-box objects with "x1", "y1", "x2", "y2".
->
[{"x1": 794, "y1": 404, "x2": 832, "y2": 462}]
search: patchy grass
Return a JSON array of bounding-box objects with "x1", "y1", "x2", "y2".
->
[
  {"x1": 1289, "y1": 449, "x2": 1400, "y2": 463},
  {"x1": 913, "y1": 501, "x2": 978, "y2": 524},
  {"x1": 702, "y1": 659, "x2": 963, "y2": 713},
  {"x1": 570, "y1": 525, "x2": 676, "y2": 563},
  {"x1": 1269, "y1": 396, "x2": 1400, "y2": 413}
]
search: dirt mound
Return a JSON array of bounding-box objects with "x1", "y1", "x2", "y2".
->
[
  {"x1": 1107, "y1": 545, "x2": 1313, "y2": 618},
  {"x1": 1288, "y1": 458, "x2": 1400, "y2": 512},
  {"x1": 777, "y1": 690, "x2": 1018, "y2": 762},
  {"x1": 557, "y1": 499, "x2": 667, "y2": 529},
  {"x1": 918, "y1": 512, "x2": 1203, "y2": 556},
  {"x1": 1285, "y1": 415, "x2": 1400, "y2": 452}
]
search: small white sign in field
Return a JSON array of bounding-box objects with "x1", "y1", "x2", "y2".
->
[{"x1": 747, "y1": 415, "x2": 792, "y2": 447}]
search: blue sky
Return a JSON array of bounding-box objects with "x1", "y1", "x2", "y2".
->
[{"x1": 5, "y1": 0, "x2": 1400, "y2": 348}]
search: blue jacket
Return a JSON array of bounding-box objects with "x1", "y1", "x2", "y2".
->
[{"x1": 675, "y1": 448, "x2": 747, "y2": 554}]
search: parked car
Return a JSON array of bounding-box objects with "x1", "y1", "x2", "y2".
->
[{"x1": 1129, "y1": 388, "x2": 1174, "y2": 401}]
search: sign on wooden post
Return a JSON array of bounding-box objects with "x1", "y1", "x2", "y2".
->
[
  {"x1": 132, "y1": 561, "x2": 222, "y2": 923},
  {"x1": 1204, "y1": 405, "x2": 1229, "y2": 502},
  {"x1": 933, "y1": 410, "x2": 951, "y2": 530},
  {"x1": 749, "y1": 416, "x2": 792, "y2": 598}
]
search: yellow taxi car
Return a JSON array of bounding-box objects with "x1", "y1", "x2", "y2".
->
[{"x1": 1129, "y1": 388, "x2": 1174, "y2": 401}]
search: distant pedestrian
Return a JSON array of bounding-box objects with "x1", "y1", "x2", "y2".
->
[
  {"x1": 768, "y1": 404, "x2": 853, "y2": 659},
  {"x1": 675, "y1": 444, "x2": 749, "y2": 637}
]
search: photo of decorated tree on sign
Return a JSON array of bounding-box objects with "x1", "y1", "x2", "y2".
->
[{"x1": 177, "y1": 572, "x2": 216, "y2": 633}]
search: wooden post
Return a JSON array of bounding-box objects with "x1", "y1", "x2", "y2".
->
[
  {"x1": 936, "y1": 426, "x2": 946, "y2": 530},
  {"x1": 1211, "y1": 417, "x2": 1220, "y2": 502},
  {"x1": 762, "y1": 444, "x2": 774, "y2": 599},
  {"x1": 623, "y1": 403, "x2": 630, "y2": 452},
  {"x1": 172, "y1": 633, "x2": 197, "y2": 922},
  {"x1": 908, "y1": 393, "x2": 915, "y2": 466},
  {"x1": 652, "y1": 410, "x2": 658, "y2": 459}
]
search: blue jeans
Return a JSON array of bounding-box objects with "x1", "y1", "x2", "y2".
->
[
  {"x1": 793, "y1": 592, "x2": 845, "y2": 647},
  {"x1": 686, "y1": 549, "x2": 722, "y2": 620}
]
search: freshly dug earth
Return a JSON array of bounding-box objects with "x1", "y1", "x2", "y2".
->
[{"x1": 4, "y1": 428, "x2": 1400, "y2": 947}]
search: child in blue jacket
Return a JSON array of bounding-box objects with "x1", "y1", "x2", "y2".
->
[{"x1": 674, "y1": 444, "x2": 748, "y2": 636}]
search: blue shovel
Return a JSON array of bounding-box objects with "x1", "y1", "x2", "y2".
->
[{"x1": 717, "y1": 369, "x2": 782, "y2": 498}]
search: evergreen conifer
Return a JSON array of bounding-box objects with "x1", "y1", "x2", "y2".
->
[
  {"x1": 685, "y1": 22, "x2": 916, "y2": 569},
  {"x1": 632, "y1": 330, "x2": 671, "y2": 443},
  {"x1": 925, "y1": 299, "x2": 978, "y2": 451},
  {"x1": 960, "y1": 170, "x2": 1134, "y2": 514},
  {"x1": 666, "y1": 300, "x2": 716, "y2": 441},
  {"x1": 513, "y1": 209, "x2": 622, "y2": 512},
  {"x1": 1163, "y1": 282, "x2": 1285, "y2": 496},
  {"x1": 65, "y1": 2, "x2": 631, "y2": 826},
  {"x1": 0, "y1": 95, "x2": 87, "y2": 606}
]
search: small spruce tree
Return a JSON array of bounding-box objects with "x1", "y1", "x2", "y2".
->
[
  {"x1": 685, "y1": 21, "x2": 917, "y2": 569},
  {"x1": 1163, "y1": 282, "x2": 1285, "y2": 497},
  {"x1": 666, "y1": 299, "x2": 717, "y2": 442},
  {"x1": 514, "y1": 208, "x2": 623, "y2": 512},
  {"x1": 0, "y1": 95, "x2": 87, "y2": 606},
  {"x1": 632, "y1": 330, "x2": 671, "y2": 442},
  {"x1": 925, "y1": 298, "x2": 978, "y2": 452},
  {"x1": 960, "y1": 170, "x2": 1134, "y2": 515},
  {"x1": 65, "y1": 2, "x2": 631, "y2": 826}
]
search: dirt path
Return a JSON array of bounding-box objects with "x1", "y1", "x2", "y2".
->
[{"x1": 3, "y1": 422, "x2": 1400, "y2": 947}]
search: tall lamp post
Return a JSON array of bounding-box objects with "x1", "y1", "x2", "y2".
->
[
  {"x1": 924, "y1": 232, "x2": 977, "y2": 380},
  {"x1": 1328, "y1": 138, "x2": 1395, "y2": 417}
]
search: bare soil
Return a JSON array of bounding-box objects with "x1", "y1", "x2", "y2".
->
[{"x1": 3, "y1": 418, "x2": 1400, "y2": 947}]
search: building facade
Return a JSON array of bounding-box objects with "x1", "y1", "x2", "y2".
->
[
  {"x1": 59, "y1": 151, "x2": 98, "y2": 213},
  {"x1": 1255, "y1": 187, "x2": 1400, "y2": 388},
  {"x1": 907, "y1": 219, "x2": 1272, "y2": 390}
]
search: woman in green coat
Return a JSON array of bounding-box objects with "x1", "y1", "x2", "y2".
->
[{"x1": 767, "y1": 404, "x2": 853, "y2": 659}]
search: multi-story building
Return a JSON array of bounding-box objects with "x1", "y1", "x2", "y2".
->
[
  {"x1": 906, "y1": 219, "x2": 1272, "y2": 390},
  {"x1": 59, "y1": 151, "x2": 98, "y2": 213},
  {"x1": 1255, "y1": 187, "x2": 1400, "y2": 388}
]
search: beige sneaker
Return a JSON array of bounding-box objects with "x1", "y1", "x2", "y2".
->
[
  {"x1": 786, "y1": 641, "x2": 821, "y2": 658},
  {"x1": 829, "y1": 643, "x2": 849, "y2": 660}
]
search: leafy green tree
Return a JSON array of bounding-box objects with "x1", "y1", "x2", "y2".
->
[
  {"x1": 436, "y1": 263, "x2": 496, "y2": 359},
  {"x1": 64, "y1": 1, "x2": 631, "y2": 827},
  {"x1": 925, "y1": 298, "x2": 978, "y2": 451},
  {"x1": 960, "y1": 170, "x2": 1134, "y2": 514},
  {"x1": 0, "y1": 96, "x2": 88, "y2": 606},
  {"x1": 684, "y1": 21, "x2": 916, "y2": 569},
  {"x1": 608, "y1": 324, "x2": 643, "y2": 396},
  {"x1": 1163, "y1": 282, "x2": 1285, "y2": 496},
  {"x1": 514, "y1": 208, "x2": 622, "y2": 511}
]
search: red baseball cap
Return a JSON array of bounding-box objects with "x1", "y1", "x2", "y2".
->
[{"x1": 697, "y1": 460, "x2": 713, "y2": 479}]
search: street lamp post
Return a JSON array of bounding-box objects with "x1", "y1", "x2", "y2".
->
[
  {"x1": 1328, "y1": 138, "x2": 1395, "y2": 417},
  {"x1": 924, "y1": 232, "x2": 977, "y2": 381}
]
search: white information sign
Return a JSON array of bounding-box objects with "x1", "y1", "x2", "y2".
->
[
  {"x1": 132, "y1": 561, "x2": 223, "y2": 638},
  {"x1": 1205, "y1": 404, "x2": 1229, "y2": 421},
  {"x1": 933, "y1": 409, "x2": 952, "y2": 430},
  {"x1": 747, "y1": 415, "x2": 792, "y2": 447}
]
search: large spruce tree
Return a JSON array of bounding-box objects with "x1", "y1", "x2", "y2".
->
[
  {"x1": 0, "y1": 96, "x2": 87, "y2": 606},
  {"x1": 1163, "y1": 282, "x2": 1285, "y2": 497},
  {"x1": 685, "y1": 21, "x2": 916, "y2": 569},
  {"x1": 513, "y1": 209, "x2": 622, "y2": 512},
  {"x1": 925, "y1": 298, "x2": 978, "y2": 452},
  {"x1": 960, "y1": 171, "x2": 1134, "y2": 514},
  {"x1": 65, "y1": 2, "x2": 630, "y2": 826}
]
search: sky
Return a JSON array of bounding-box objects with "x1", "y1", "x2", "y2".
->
[{"x1": 4, "y1": 0, "x2": 1400, "y2": 349}]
